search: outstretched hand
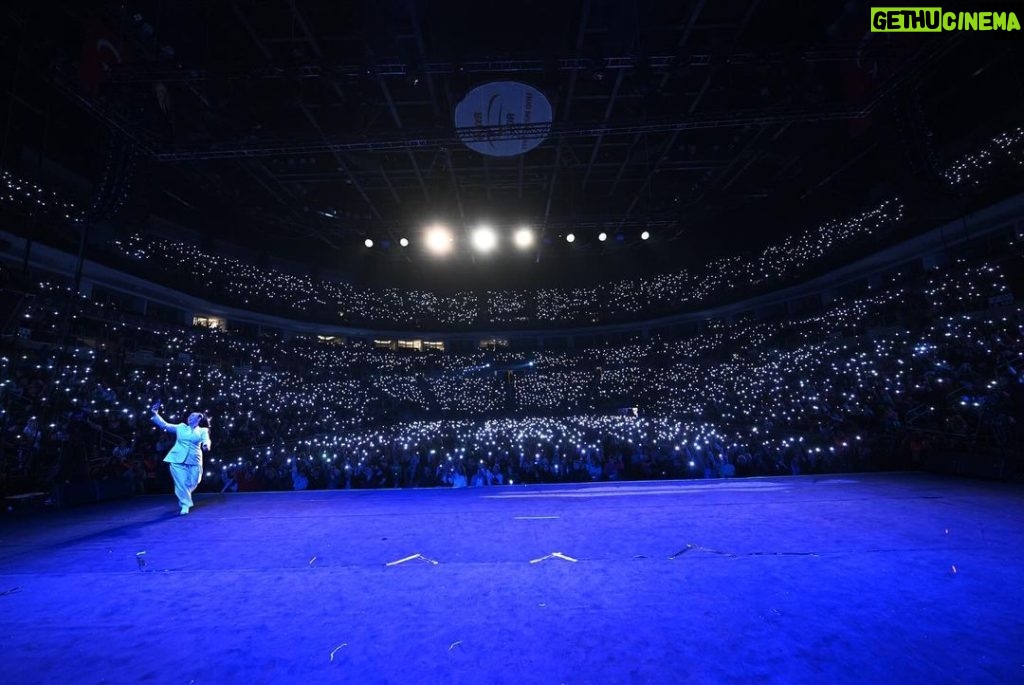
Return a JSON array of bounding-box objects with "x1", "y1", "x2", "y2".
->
[{"x1": 150, "y1": 401, "x2": 161, "y2": 413}]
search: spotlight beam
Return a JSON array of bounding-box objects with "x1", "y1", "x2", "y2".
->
[
  {"x1": 514, "y1": 228, "x2": 534, "y2": 249},
  {"x1": 472, "y1": 226, "x2": 498, "y2": 253},
  {"x1": 425, "y1": 225, "x2": 453, "y2": 255}
]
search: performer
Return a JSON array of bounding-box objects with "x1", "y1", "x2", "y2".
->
[{"x1": 150, "y1": 401, "x2": 211, "y2": 515}]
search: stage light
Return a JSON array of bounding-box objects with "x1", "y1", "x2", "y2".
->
[
  {"x1": 598, "y1": 232, "x2": 608, "y2": 242},
  {"x1": 641, "y1": 230, "x2": 651, "y2": 240},
  {"x1": 425, "y1": 225, "x2": 453, "y2": 254},
  {"x1": 566, "y1": 233, "x2": 576, "y2": 243},
  {"x1": 363, "y1": 238, "x2": 374, "y2": 248},
  {"x1": 399, "y1": 237, "x2": 409, "y2": 247},
  {"x1": 472, "y1": 226, "x2": 498, "y2": 253},
  {"x1": 513, "y1": 228, "x2": 534, "y2": 249}
]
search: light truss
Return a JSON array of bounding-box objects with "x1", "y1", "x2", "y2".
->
[
  {"x1": 108, "y1": 48, "x2": 898, "y2": 84},
  {"x1": 153, "y1": 106, "x2": 866, "y2": 161}
]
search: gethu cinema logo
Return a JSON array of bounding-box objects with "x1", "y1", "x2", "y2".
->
[{"x1": 871, "y1": 7, "x2": 1021, "y2": 31}]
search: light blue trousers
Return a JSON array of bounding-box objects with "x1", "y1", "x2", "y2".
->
[{"x1": 169, "y1": 462, "x2": 202, "y2": 509}]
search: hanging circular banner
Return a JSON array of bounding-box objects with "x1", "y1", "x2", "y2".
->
[{"x1": 454, "y1": 81, "x2": 553, "y2": 157}]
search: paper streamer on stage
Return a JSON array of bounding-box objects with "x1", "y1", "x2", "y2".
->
[
  {"x1": 386, "y1": 553, "x2": 439, "y2": 566},
  {"x1": 529, "y1": 551, "x2": 578, "y2": 564},
  {"x1": 669, "y1": 544, "x2": 818, "y2": 559}
]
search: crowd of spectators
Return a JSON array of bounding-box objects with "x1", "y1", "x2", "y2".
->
[
  {"x1": 2, "y1": 240, "x2": 1022, "y2": 497},
  {"x1": 79, "y1": 124, "x2": 1019, "y2": 330},
  {"x1": 106, "y1": 198, "x2": 902, "y2": 329},
  {"x1": 1, "y1": 126, "x2": 1022, "y2": 495},
  {"x1": 940, "y1": 126, "x2": 1024, "y2": 188}
]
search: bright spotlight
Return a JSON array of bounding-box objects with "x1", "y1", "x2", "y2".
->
[
  {"x1": 641, "y1": 230, "x2": 651, "y2": 240},
  {"x1": 399, "y1": 237, "x2": 409, "y2": 247},
  {"x1": 598, "y1": 232, "x2": 608, "y2": 242},
  {"x1": 363, "y1": 238, "x2": 374, "y2": 248},
  {"x1": 513, "y1": 228, "x2": 534, "y2": 249},
  {"x1": 566, "y1": 233, "x2": 576, "y2": 243},
  {"x1": 425, "y1": 225, "x2": 453, "y2": 254},
  {"x1": 472, "y1": 226, "x2": 498, "y2": 253}
]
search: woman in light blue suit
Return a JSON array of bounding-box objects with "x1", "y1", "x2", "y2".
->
[{"x1": 150, "y1": 402, "x2": 211, "y2": 515}]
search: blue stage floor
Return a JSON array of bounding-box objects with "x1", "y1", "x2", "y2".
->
[{"x1": 1, "y1": 473, "x2": 1022, "y2": 684}]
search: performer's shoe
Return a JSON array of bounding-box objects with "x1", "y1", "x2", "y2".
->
[{"x1": 179, "y1": 506, "x2": 189, "y2": 515}]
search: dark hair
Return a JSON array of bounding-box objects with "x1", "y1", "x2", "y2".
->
[{"x1": 197, "y1": 412, "x2": 211, "y2": 429}]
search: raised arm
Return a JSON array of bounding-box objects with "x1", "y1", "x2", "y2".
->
[{"x1": 149, "y1": 402, "x2": 177, "y2": 433}]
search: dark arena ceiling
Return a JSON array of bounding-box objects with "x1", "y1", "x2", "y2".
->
[{"x1": 1, "y1": 0, "x2": 1022, "y2": 291}]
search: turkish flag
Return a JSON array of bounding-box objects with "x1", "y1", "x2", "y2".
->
[
  {"x1": 79, "y1": 16, "x2": 130, "y2": 96},
  {"x1": 842, "y1": 55, "x2": 879, "y2": 136}
]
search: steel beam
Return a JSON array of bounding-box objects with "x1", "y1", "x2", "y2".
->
[
  {"x1": 541, "y1": 0, "x2": 591, "y2": 243},
  {"x1": 581, "y1": 68, "x2": 626, "y2": 191},
  {"x1": 407, "y1": 0, "x2": 463, "y2": 220},
  {"x1": 379, "y1": 77, "x2": 429, "y2": 202}
]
